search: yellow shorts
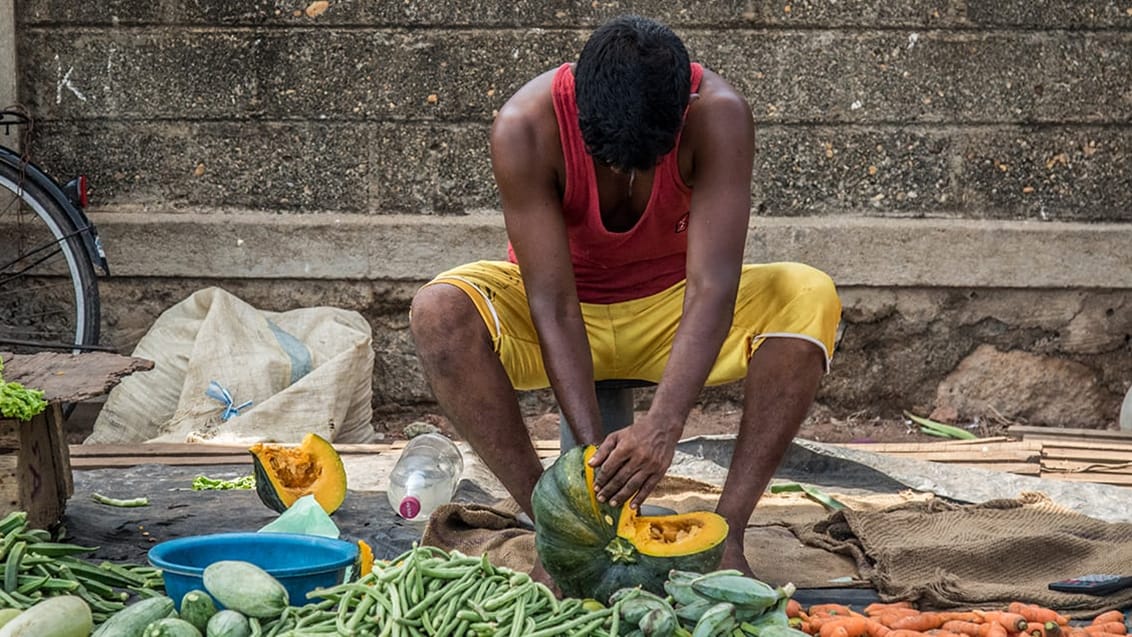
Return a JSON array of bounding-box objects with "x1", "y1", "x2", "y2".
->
[{"x1": 423, "y1": 260, "x2": 842, "y2": 391}]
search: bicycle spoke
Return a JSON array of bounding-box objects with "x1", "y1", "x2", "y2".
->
[{"x1": 0, "y1": 246, "x2": 65, "y2": 284}]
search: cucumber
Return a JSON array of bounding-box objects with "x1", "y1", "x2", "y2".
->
[
  {"x1": 143, "y1": 618, "x2": 202, "y2": 637},
  {"x1": 178, "y1": 590, "x2": 217, "y2": 632},
  {"x1": 93, "y1": 595, "x2": 176, "y2": 637},
  {"x1": 202, "y1": 561, "x2": 288, "y2": 619},
  {"x1": 205, "y1": 611, "x2": 251, "y2": 637},
  {"x1": 0, "y1": 595, "x2": 92, "y2": 637}
]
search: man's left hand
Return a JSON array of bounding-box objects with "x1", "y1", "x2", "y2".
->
[{"x1": 588, "y1": 416, "x2": 681, "y2": 510}]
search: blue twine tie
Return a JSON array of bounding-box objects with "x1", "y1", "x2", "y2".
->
[{"x1": 205, "y1": 380, "x2": 253, "y2": 422}]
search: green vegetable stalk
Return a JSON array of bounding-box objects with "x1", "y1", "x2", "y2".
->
[{"x1": 0, "y1": 358, "x2": 47, "y2": 421}]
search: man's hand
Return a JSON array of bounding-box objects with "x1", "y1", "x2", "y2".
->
[{"x1": 588, "y1": 415, "x2": 681, "y2": 510}]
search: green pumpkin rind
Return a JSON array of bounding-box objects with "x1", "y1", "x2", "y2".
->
[
  {"x1": 532, "y1": 447, "x2": 612, "y2": 596},
  {"x1": 247, "y1": 433, "x2": 347, "y2": 515},
  {"x1": 250, "y1": 458, "x2": 287, "y2": 513},
  {"x1": 533, "y1": 445, "x2": 727, "y2": 602}
]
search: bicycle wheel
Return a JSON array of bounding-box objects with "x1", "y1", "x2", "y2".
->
[{"x1": 0, "y1": 157, "x2": 100, "y2": 354}]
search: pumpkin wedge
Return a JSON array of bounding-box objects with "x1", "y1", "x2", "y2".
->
[
  {"x1": 249, "y1": 433, "x2": 347, "y2": 514},
  {"x1": 532, "y1": 445, "x2": 728, "y2": 602}
]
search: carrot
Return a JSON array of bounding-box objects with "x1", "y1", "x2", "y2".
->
[
  {"x1": 886, "y1": 630, "x2": 933, "y2": 637},
  {"x1": 814, "y1": 613, "x2": 872, "y2": 630},
  {"x1": 888, "y1": 613, "x2": 946, "y2": 633},
  {"x1": 1009, "y1": 603, "x2": 1069, "y2": 626},
  {"x1": 979, "y1": 623, "x2": 1009, "y2": 637},
  {"x1": 941, "y1": 621, "x2": 984, "y2": 636},
  {"x1": 1085, "y1": 624, "x2": 1126, "y2": 636},
  {"x1": 877, "y1": 613, "x2": 924, "y2": 629},
  {"x1": 821, "y1": 616, "x2": 895, "y2": 637},
  {"x1": 1029, "y1": 621, "x2": 1065, "y2": 637},
  {"x1": 821, "y1": 618, "x2": 865, "y2": 637},
  {"x1": 787, "y1": 599, "x2": 804, "y2": 619},
  {"x1": 865, "y1": 618, "x2": 893, "y2": 637},
  {"x1": 939, "y1": 613, "x2": 983, "y2": 624},
  {"x1": 1092, "y1": 612, "x2": 1125, "y2": 626},
  {"x1": 812, "y1": 604, "x2": 862, "y2": 617},
  {"x1": 875, "y1": 610, "x2": 924, "y2": 625},
  {"x1": 976, "y1": 611, "x2": 1029, "y2": 633},
  {"x1": 866, "y1": 602, "x2": 916, "y2": 616}
]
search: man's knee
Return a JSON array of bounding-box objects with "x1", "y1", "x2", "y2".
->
[
  {"x1": 409, "y1": 284, "x2": 480, "y2": 346},
  {"x1": 775, "y1": 263, "x2": 841, "y2": 317}
]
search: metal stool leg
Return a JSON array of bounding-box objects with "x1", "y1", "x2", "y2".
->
[{"x1": 559, "y1": 385, "x2": 635, "y2": 451}]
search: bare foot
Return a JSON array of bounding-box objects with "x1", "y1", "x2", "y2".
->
[
  {"x1": 719, "y1": 538, "x2": 756, "y2": 577},
  {"x1": 529, "y1": 559, "x2": 563, "y2": 598}
]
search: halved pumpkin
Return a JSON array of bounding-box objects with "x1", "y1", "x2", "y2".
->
[
  {"x1": 248, "y1": 433, "x2": 347, "y2": 514},
  {"x1": 532, "y1": 445, "x2": 728, "y2": 602}
]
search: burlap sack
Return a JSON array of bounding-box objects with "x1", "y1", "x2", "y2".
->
[{"x1": 795, "y1": 492, "x2": 1132, "y2": 616}]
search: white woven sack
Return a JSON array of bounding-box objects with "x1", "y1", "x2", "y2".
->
[{"x1": 87, "y1": 286, "x2": 376, "y2": 445}]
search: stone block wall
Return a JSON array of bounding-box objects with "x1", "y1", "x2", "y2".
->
[{"x1": 12, "y1": 1, "x2": 1132, "y2": 430}]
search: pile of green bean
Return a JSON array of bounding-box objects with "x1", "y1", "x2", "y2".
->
[
  {"x1": 258, "y1": 544, "x2": 620, "y2": 637},
  {"x1": 0, "y1": 511, "x2": 165, "y2": 622}
]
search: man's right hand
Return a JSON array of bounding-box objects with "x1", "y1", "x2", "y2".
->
[{"x1": 588, "y1": 414, "x2": 681, "y2": 511}]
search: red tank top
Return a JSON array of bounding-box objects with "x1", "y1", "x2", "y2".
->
[{"x1": 507, "y1": 62, "x2": 704, "y2": 304}]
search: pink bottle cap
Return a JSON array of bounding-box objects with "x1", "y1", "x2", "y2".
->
[{"x1": 399, "y1": 496, "x2": 421, "y2": 520}]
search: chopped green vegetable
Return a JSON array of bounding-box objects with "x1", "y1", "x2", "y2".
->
[
  {"x1": 0, "y1": 358, "x2": 47, "y2": 421},
  {"x1": 192, "y1": 474, "x2": 255, "y2": 490},
  {"x1": 904, "y1": 410, "x2": 978, "y2": 440},
  {"x1": 769, "y1": 482, "x2": 846, "y2": 511},
  {"x1": 91, "y1": 493, "x2": 150, "y2": 507}
]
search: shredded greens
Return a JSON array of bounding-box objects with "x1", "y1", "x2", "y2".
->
[
  {"x1": 192, "y1": 474, "x2": 256, "y2": 490},
  {"x1": 0, "y1": 358, "x2": 47, "y2": 421}
]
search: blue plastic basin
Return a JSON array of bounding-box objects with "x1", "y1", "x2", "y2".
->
[{"x1": 147, "y1": 532, "x2": 358, "y2": 610}]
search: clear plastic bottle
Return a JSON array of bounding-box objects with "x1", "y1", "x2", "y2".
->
[{"x1": 387, "y1": 433, "x2": 464, "y2": 523}]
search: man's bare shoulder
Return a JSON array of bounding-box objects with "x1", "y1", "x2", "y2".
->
[
  {"x1": 491, "y1": 68, "x2": 560, "y2": 156},
  {"x1": 691, "y1": 67, "x2": 753, "y2": 125},
  {"x1": 678, "y1": 66, "x2": 755, "y2": 189}
]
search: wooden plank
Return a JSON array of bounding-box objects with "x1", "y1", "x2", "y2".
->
[
  {"x1": 70, "y1": 443, "x2": 400, "y2": 457},
  {"x1": 1009, "y1": 425, "x2": 1132, "y2": 443},
  {"x1": 1038, "y1": 472, "x2": 1132, "y2": 486},
  {"x1": 70, "y1": 455, "x2": 252, "y2": 468},
  {"x1": 1041, "y1": 459, "x2": 1132, "y2": 474},
  {"x1": 68, "y1": 440, "x2": 565, "y2": 469},
  {"x1": 972, "y1": 463, "x2": 1041, "y2": 476},
  {"x1": 856, "y1": 450, "x2": 1039, "y2": 463},
  {"x1": 839, "y1": 440, "x2": 1039, "y2": 453},
  {"x1": 0, "y1": 351, "x2": 154, "y2": 403},
  {"x1": 1035, "y1": 440, "x2": 1132, "y2": 452},
  {"x1": 1042, "y1": 448, "x2": 1132, "y2": 463},
  {"x1": 71, "y1": 440, "x2": 564, "y2": 458}
]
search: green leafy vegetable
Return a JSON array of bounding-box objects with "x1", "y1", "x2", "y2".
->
[
  {"x1": 192, "y1": 474, "x2": 256, "y2": 490},
  {"x1": 0, "y1": 358, "x2": 47, "y2": 421}
]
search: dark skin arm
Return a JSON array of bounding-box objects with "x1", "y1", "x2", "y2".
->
[
  {"x1": 589, "y1": 74, "x2": 756, "y2": 509},
  {"x1": 490, "y1": 71, "x2": 607, "y2": 446}
]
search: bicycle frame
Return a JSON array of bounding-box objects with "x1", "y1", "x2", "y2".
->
[{"x1": 0, "y1": 144, "x2": 108, "y2": 276}]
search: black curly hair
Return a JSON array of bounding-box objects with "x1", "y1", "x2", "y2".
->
[{"x1": 574, "y1": 15, "x2": 692, "y2": 173}]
